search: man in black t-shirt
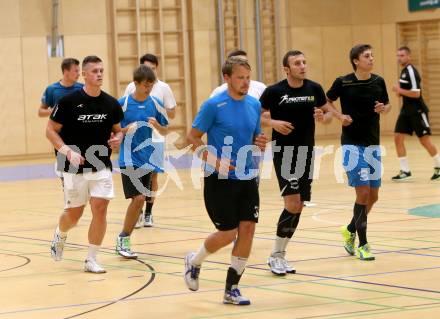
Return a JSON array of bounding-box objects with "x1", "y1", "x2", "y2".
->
[
  {"x1": 391, "y1": 46, "x2": 440, "y2": 181},
  {"x1": 46, "y1": 55, "x2": 124, "y2": 273},
  {"x1": 260, "y1": 50, "x2": 331, "y2": 276},
  {"x1": 326, "y1": 44, "x2": 391, "y2": 261}
]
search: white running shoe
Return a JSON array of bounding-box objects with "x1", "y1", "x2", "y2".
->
[
  {"x1": 134, "y1": 213, "x2": 144, "y2": 229},
  {"x1": 84, "y1": 259, "x2": 106, "y2": 273},
  {"x1": 144, "y1": 214, "x2": 154, "y2": 227},
  {"x1": 116, "y1": 235, "x2": 138, "y2": 259},
  {"x1": 268, "y1": 254, "x2": 286, "y2": 276},
  {"x1": 280, "y1": 252, "x2": 296, "y2": 274},
  {"x1": 223, "y1": 287, "x2": 251, "y2": 305},
  {"x1": 50, "y1": 230, "x2": 66, "y2": 261},
  {"x1": 184, "y1": 252, "x2": 201, "y2": 291}
]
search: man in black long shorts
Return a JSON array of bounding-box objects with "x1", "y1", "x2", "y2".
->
[
  {"x1": 259, "y1": 50, "x2": 331, "y2": 276},
  {"x1": 391, "y1": 46, "x2": 440, "y2": 181},
  {"x1": 184, "y1": 57, "x2": 267, "y2": 305}
]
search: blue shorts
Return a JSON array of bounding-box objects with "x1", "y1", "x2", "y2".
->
[{"x1": 342, "y1": 145, "x2": 382, "y2": 188}]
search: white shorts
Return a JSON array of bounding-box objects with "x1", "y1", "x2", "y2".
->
[{"x1": 62, "y1": 169, "x2": 114, "y2": 209}]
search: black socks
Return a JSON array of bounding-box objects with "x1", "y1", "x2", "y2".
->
[
  {"x1": 225, "y1": 267, "x2": 243, "y2": 292},
  {"x1": 276, "y1": 209, "x2": 301, "y2": 239},
  {"x1": 353, "y1": 203, "x2": 368, "y2": 247}
]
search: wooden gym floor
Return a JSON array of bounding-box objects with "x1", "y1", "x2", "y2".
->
[{"x1": 1, "y1": 136, "x2": 440, "y2": 319}]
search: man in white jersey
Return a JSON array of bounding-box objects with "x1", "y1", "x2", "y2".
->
[
  {"x1": 210, "y1": 50, "x2": 266, "y2": 99},
  {"x1": 124, "y1": 53, "x2": 176, "y2": 227}
]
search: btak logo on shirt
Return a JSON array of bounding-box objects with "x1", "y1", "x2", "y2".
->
[
  {"x1": 77, "y1": 114, "x2": 107, "y2": 123},
  {"x1": 279, "y1": 94, "x2": 315, "y2": 105}
]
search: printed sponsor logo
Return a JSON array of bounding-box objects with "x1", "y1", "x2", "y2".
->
[{"x1": 279, "y1": 94, "x2": 315, "y2": 105}]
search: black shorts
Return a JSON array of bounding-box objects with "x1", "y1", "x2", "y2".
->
[
  {"x1": 273, "y1": 145, "x2": 314, "y2": 201},
  {"x1": 395, "y1": 111, "x2": 431, "y2": 137},
  {"x1": 203, "y1": 174, "x2": 259, "y2": 231},
  {"x1": 120, "y1": 167, "x2": 153, "y2": 199}
]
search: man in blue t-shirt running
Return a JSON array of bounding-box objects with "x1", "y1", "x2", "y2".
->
[
  {"x1": 183, "y1": 56, "x2": 267, "y2": 305},
  {"x1": 115, "y1": 65, "x2": 168, "y2": 259},
  {"x1": 39, "y1": 58, "x2": 83, "y2": 117}
]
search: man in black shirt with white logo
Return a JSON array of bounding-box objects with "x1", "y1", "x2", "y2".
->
[
  {"x1": 326, "y1": 44, "x2": 391, "y2": 261},
  {"x1": 392, "y1": 46, "x2": 440, "y2": 181},
  {"x1": 46, "y1": 55, "x2": 124, "y2": 273},
  {"x1": 260, "y1": 50, "x2": 331, "y2": 276}
]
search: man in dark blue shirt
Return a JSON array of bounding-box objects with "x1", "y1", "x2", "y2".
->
[{"x1": 38, "y1": 58, "x2": 83, "y2": 117}]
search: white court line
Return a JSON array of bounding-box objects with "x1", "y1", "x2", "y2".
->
[{"x1": 311, "y1": 207, "x2": 347, "y2": 226}]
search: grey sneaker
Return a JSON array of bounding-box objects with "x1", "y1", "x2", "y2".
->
[
  {"x1": 223, "y1": 287, "x2": 250, "y2": 305},
  {"x1": 184, "y1": 252, "x2": 201, "y2": 291},
  {"x1": 268, "y1": 254, "x2": 286, "y2": 276},
  {"x1": 50, "y1": 230, "x2": 66, "y2": 261},
  {"x1": 116, "y1": 235, "x2": 138, "y2": 259},
  {"x1": 280, "y1": 252, "x2": 296, "y2": 274},
  {"x1": 144, "y1": 214, "x2": 154, "y2": 227}
]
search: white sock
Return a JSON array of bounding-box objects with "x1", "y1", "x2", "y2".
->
[
  {"x1": 87, "y1": 244, "x2": 100, "y2": 261},
  {"x1": 398, "y1": 157, "x2": 410, "y2": 172},
  {"x1": 433, "y1": 154, "x2": 440, "y2": 168},
  {"x1": 272, "y1": 236, "x2": 287, "y2": 256},
  {"x1": 281, "y1": 237, "x2": 290, "y2": 252},
  {"x1": 191, "y1": 244, "x2": 211, "y2": 266},
  {"x1": 56, "y1": 226, "x2": 67, "y2": 238},
  {"x1": 231, "y1": 255, "x2": 247, "y2": 275}
]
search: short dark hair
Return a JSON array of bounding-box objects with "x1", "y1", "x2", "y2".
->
[
  {"x1": 133, "y1": 65, "x2": 156, "y2": 83},
  {"x1": 140, "y1": 53, "x2": 159, "y2": 66},
  {"x1": 398, "y1": 46, "x2": 411, "y2": 54},
  {"x1": 282, "y1": 50, "x2": 304, "y2": 67},
  {"x1": 222, "y1": 56, "x2": 251, "y2": 76},
  {"x1": 82, "y1": 55, "x2": 102, "y2": 68},
  {"x1": 61, "y1": 58, "x2": 79, "y2": 73},
  {"x1": 349, "y1": 44, "x2": 372, "y2": 70},
  {"x1": 227, "y1": 50, "x2": 247, "y2": 58}
]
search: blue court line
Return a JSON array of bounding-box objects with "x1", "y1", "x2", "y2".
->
[
  {"x1": 341, "y1": 265, "x2": 440, "y2": 280},
  {"x1": 0, "y1": 155, "x2": 195, "y2": 182},
  {"x1": 0, "y1": 163, "x2": 58, "y2": 181},
  {"x1": 0, "y1": 287, "x2": 226, "y2": 316},
  {"x1": 1, "y1": 238, "x2": 440, "y2": 316},
  {"x1": 132, "y1": 250, "x2": 440, "y2": 295},
  {"x1": 3, "y1": 233, "x2": 440, "y2": 288},
  {"x1": 2, "y1": 258, "x2": 437, "y2": 317},
  {"x1": 4, "y1": 229, "x2": 440, "y2": 263},
  {"x1": 0, "y1": 269, "x2": 428, "y2": 318}
]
